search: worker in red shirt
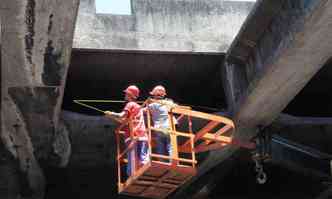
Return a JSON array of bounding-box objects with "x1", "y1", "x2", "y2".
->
[{"x1": 105, "y1": 85, "x2": 149, "y2": 176}]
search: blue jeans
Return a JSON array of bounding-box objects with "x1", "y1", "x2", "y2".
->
[
  {"x1": 126, "y1": 140, "x2": 149, "y2": 177},
  {"x1": 155, "y1": 134, "x2": 172, "y2": 162}
]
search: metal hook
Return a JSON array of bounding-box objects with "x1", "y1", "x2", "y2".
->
[{"x1": 257, "y1": 171, "x2": 267, "y2": 184}]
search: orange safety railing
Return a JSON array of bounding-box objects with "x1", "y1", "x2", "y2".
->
[
  {"x1": 115, "y1": 103, "x2": 197, "y2": 195},
  {"x1": 170, "y1": 107, "x2": 235, "y2": 153},
  {"x1": 146, "y1": 104, "x2": 197, "y2": 170},
  {"x1": 115, "y1": 100, "x2": 241, "y2": 198}
]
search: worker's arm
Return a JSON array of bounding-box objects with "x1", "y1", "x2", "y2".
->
[
  {"x1": 104, "y1": 111, "x2": 128, "y2": 124},
  {"x1": 105, "y1": 111, "x2": 127, "y2": 118}
]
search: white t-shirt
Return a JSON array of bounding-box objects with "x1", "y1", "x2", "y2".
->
[{"x1": 148, "y1": 99, "x2": 177, "y2": 129}]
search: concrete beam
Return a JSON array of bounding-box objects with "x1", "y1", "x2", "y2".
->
[
  {"x1": 229, "y1": 0, "x2": 332, "y2": 138},
  {"x1": 179, "y1": 0, "x2": 332, "y2": 197},
  {"x1": 60, "y1": 111, "x2": 118, "y2": 168},
  {"x1": 270, "y1": 135, "x2": 332, "y2": 178},
  {"x1": 272, "y1": 114, "x2": 332, "y2": 154}
]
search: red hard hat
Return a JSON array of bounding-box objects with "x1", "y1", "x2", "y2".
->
[
  {"x1": 123, "y1": 85, "x2": 140, "y2": 98},
  {"x1": 150, "y1": 85, "x2": 166, "y2": 97}
]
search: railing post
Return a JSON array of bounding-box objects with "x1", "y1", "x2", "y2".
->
[
  {"x1": 146, "y1": 109, "x2": 152, "y2": 162},
  {"x1": 187, "y1": 116, "x2": 195, "y2": 168},
  {"x1": 330, "y1": 160, "x2": 332, "y2": 176},
  {"x1": 169, "y1": 111, "x2": 179, "y2": 167},
  {"x1": 116, "y1": 129, "x2": 122, "y2": 191},
  {"x1": 127, "y1": 119, "x2": 136, "y2": 178}
]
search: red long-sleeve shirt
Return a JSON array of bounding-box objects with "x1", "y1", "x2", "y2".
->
[{"x1": 123, "y1": 101, "x2": 147, "y2": 140}]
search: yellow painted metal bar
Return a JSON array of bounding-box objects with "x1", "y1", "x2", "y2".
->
[
  {"x1": 74, "y1": 99, "x2": 144, "y2": 104},
  {"x1": 171, "y1": 107, "x2": 235, "y2": 127},
  {"x1": 73, "y1": 100, "x2": 106, "y2": 113},
  {"x1": 150, "y1": 154, "x2": 197, "y2": 164},
  {"x1": 73, "y1": 100, "x2": 123, "y2": 123}
]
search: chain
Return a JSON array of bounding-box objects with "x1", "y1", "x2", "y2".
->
[
  {"x1": 253, "y1": 155, "x2": 267, "y2": 184},
  {"x1": 250, "y1": 125, "x2": 271, "y2": 184}
]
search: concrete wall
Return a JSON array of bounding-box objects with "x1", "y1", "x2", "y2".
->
[{"x1": 73, "y1": 0, "x2": 255, "y2": 52}]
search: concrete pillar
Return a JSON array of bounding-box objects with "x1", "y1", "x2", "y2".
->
[{"x1": 1, "y1": 0, "x2": 79, "y2": 198}]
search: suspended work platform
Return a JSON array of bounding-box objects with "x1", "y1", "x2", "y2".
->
[{"x1": 114, "y1": 100, "x2": 237, "y2": 199}]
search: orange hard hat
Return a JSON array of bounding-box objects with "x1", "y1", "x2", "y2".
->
[
  {"x1": 150, "y1": 85, "x2": 166, "y2": 97},
  {"x1": 123, "y1": 85, "x2": 140, "y2": 98}
]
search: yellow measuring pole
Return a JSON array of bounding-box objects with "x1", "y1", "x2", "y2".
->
[
  {"x1": 73, "y1": 100, "x2": 107, "y2": 113},
  {"x1": 73, "y1": 99, "x2": 130, "y2": 123}
]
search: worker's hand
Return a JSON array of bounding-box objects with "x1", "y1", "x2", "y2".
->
[{"x1": 105, "y1": 111, "x2": 114, "y2": 117}]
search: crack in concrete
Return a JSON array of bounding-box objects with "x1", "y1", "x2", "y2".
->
[{"x1": 24, "y1": 0, "x2": 36, "y2": 65}]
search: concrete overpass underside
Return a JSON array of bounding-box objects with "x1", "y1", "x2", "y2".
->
[{"x1": 1, "y1": 0, "x2": 332, "y2": 199}]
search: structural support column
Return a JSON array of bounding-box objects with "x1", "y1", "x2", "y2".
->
[{"x1": 1, "y1": 0, "x2": 79, "y2": 198}]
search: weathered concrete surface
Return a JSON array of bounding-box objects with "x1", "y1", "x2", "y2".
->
[
  {"x1": 0, "y1": 139, "x2": 21, "y2": 199},
  {"x1": 1, "y1": 0, "x2": 79, "y2": 198},
  {"x1": 51, "y1": 120, "x2": 71, "y2": 168},
  {"x1": 45, "y1": 111, "x2": 130, "y2": 199},
  {"x1": 0, "y1": 27, "x2": 1, "y2": 42},
  {"x1": 176, "y1": 0, "x2": 332, "y2": 197},
  {"x1": 73, "y1": 0, "x2": 255, "y2": 52},
  {"x1": 61, "y1": 111, "x2": 117, "y2": 168},
  {"x1": 226, "y1": 0, "x2": 332, "y2": 136}
]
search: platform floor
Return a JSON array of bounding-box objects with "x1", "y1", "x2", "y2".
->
[{"x1": 119, "y1": 161, "x2": 196, "y2": 199}]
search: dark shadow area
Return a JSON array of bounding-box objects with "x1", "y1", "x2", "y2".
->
[
  {"x1": 284, "y1": 59, "x2": 332, "y2": 117},
  {"x1": 42, "y1": 149, "x2": 328, "y2": 199},
  {"x1": 208, "y1": 150, "x2": 327, "y2": 199},
  {"x1": 62, "y1": 49, "x2": 226, "y2": 114},
  {"x1": 44, "y1": 166, "x2": 137, "y2": 199},
  {"x1": 170, "y1": 149, "x2": 327, "y2": 199}
]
